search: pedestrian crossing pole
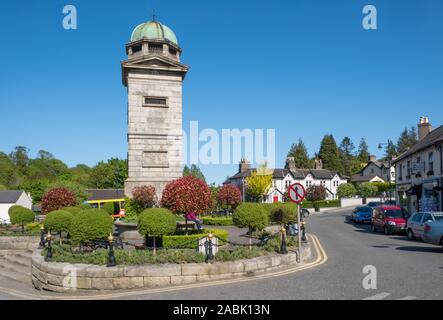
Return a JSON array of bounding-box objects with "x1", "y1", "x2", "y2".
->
[
  {"x1": 297, "y1": 204, "x2": 301, "y2": 263},
  {"x1": 288, "y1": 183, "x2": 306, "y2": 264}
]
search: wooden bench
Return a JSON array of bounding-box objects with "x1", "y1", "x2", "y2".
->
[{"x1": 176, "y1": 220, "x2": 196, "y2": 232}]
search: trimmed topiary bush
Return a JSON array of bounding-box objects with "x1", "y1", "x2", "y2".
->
[
  {"x1": 138, "y1": 208, "x2": 177, "y2": 254},
  {"x1": 44, "y1": 210, "x2": 73, "y2": 234},
  {"x1": 69, "y1": 209, "x2": 113, "y2": 243},
  {"x1": 161, "y1": 176, "x2": 213, "y2": 214},
  {"x1": 138, "y1": 208, "x2": 176, "y2": 237},
  {"x1": 62, "y1": 206, "x2": 82, "y2": 215},
  {"x1": 8, "y1": 205, "x2": 35, "y2": 231},
  {"x1": 41, "y1": 187, "x2": 77, "y2": 214},
  {"x1": 132, "y1": 185, "x2": 157, "y2": 209},
  {"x1": 233, "y1": 203, "x2": 268, "y2": 231},
  {"x1": 217, "y1": 184, "x2": 242, "y2": 210},
  {"x1": 271, "y1": 204, "x2": 297, "y2": 225},
  {"x1": 202, "y1": 216, "x2": 234, "y2": 226}
]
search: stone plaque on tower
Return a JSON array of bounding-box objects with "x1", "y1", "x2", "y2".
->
[{"x1": 122, "y1": 20, "x2": 189, "y2": 200}]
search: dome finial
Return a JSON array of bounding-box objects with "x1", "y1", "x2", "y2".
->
[{"x1": 152, "y1": 9, "x2": 157, "y2": 22}]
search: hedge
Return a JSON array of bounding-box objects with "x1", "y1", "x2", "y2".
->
[
  {"x1": 69, "y1": 209, "x2": 113, "y2": 243},
  {"x1": 162, "y1": 229, "x2": 229, "y2": 249},
  {"x1": 202, "y1": 216, "x2": 234, "y2": 226},
  {"x1": 44, "y1": 210, "x2": 73, "y2": 234},
  {"x1": 270, "y1": 205, "x2": 297, "y2": 224},
  {"x1": 300, "y1": 200, "x2": 340, "y2": 209}
]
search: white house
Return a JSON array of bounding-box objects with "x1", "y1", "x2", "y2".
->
[
  {"x1": 351, "y1": 155, "x2": 396, "y2": 184},
  {"x1": 0, "y1": 190, "x2": 33, "y2": 224},
  {"x1": 392, "y1": 117, "x2": 443, "y2": 214},
  {"x1": 226, "y1": 158, "x2": 349, "y2": 203}
]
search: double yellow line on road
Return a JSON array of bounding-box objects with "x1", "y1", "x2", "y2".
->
[{"x1": 0, "y1": 234, "x2": 328, "y2": 300}]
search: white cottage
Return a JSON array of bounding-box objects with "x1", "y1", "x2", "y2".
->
[
  {"x1": 0, "y1": 190, "x2": 33, "y2": 224},
  {"x1": 227, "y1": 158, "x2": 348, "y2": 203}
]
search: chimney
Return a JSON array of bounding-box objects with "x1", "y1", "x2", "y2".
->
[
  {"x1": 239, "y1": 158, "x2": 251, "y2": 173},
  {"x1": 285, "y1": 157, "x2": 296, "y2": 171},
  {"x1": 418, "y1": 116, "x2": 433, "y2": 140},
  {"x1": 369, "y1": 155, "x2": 377, "y2": 162},
  {"x1": 314, "y1": 158, "x2": 323, "y2": 170}
]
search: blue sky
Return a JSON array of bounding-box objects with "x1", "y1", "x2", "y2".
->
[{"x1": 1, "y1": 0, "x2": 442, "y2": 184}]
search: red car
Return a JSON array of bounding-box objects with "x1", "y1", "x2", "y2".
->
[{"x1": 371, "y1": 205, "x2": 408, "y2": 235}]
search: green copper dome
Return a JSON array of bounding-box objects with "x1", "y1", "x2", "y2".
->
[{"x1": 131, "y1": 21, "x2": 178, "y2": 45}]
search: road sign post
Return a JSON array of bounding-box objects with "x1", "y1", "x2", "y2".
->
[{"x1": 288, "y1": 183, "x2": 306, "y2": 263}]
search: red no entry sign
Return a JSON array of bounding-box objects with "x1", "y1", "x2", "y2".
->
[{"x1": 288, "y1": 183, "x2": 306, "y2": 204}]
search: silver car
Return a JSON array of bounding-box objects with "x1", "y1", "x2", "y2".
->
[
  {"x1": 407, "y1": 212, "x2": 443, "y2": 240},
  {"x1": 422, "y1": 218, "x2": 443, "y2": 249}
]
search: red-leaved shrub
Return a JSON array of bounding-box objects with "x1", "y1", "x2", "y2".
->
[
  {"x1": 132, "y1": 185, "x2": 157, "y2": 209},
  {"x1": 161, "y1": 176, "x2": 212, "y2": 214},
  {"x1": 217, "y1": 184, "x2": 242, "y2": 210},
  {"x1": 41, "y1": 187, "x2": 77, "y2": 214},
  {"x1": 306, "y1": 185, "x2": 327, "y2": 202}
]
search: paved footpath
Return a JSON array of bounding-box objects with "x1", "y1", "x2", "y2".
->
[{"x1": 1, "y1": 208, "x2": 442, "y2": 300}]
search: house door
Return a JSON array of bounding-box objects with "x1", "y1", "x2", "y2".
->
[{"x1": 273, "y1": 195, "x2": 279, "y2": 203}]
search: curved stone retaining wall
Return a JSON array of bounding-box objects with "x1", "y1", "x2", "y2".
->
[
  {"x1": 31, "y1": 245, "x2": 311, "y2": 292},
  {"x1": 0, "y1": 236, "x2": 39, "y2": 256}
]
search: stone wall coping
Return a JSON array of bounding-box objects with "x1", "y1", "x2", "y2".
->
[
  {"x1": 0, "y1": 236, "x2": 39, "y2": 250},
  {"x1": 31, "y1": 244, "x2": 312, "y2": 292}
]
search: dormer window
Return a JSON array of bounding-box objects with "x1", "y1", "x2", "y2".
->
[
  {"x1": 132, "y1": 45, "x2": 142, "y2": 53},
  {"x1": 169, "y1": 48, "x2": 177, "y2": 56},
  {"x1": 148, "y1": 43, "x2": 163, "y2": 53}
]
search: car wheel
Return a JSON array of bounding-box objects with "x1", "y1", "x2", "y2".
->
[
  {"x1": 407, "y1": 229, "x2": 415, "y2": 240},
  {"x1": 384, "y1": 226, "x2": 390, "y2": 235}
]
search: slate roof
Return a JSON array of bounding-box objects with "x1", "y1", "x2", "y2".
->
[
  {"x1": 0, "y1": 190, "x2": 24, "y2": 204},
  {"x1": 228, "y1": 168, "x2": 347, "y2": 181},
  {"x1": 393, "y1": 125, "x2": 443, "y2": 163},
  {"x1": 350, "y1": 174, "x2": 381, "y2": 182},
  {"x1": 86, "y1": 189, "x2": 125, "y2": 201}
]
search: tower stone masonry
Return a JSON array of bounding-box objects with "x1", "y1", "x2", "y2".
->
[{"x1": 122, "y1": 20, "x2": 189, "y2": 200}]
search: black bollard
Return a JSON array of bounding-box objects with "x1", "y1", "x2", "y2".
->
[
  {"x1": 107, "y1": 233, "x2": 117, "y2": 267},
  {"x1": 280, "y1": 227, "x2": 288, "y2": 254},
  {"x1": 39, "y1": 225, "x2": 46, "y2": 248},
  {"x1": 205, "y1": 233, "x2": 214, "y2": 263},
  {"x1": 301, "y1": 221, "x2": 307, "y2": 242},
  {"x1": 45, "y1": 232, "x2": 53, "y2": 261}
]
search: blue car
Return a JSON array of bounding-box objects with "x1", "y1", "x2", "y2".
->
[{"x1": 351, "y1": 206, "x2": 373, "y2": 223}]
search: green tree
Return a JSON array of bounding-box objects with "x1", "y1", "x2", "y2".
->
[
  {"x1": 357, "y1": 138, "x2": 370, "y2": 163},
  {"x1": 183, "y1": 164, "x2": 206, "y2": 182},
  {"x1": 397, "y1": 127, "x2": 418, "y2": 155},
  {"x1": 89, "y1": 158, "x2": 128, "y2": 189},
  {"x1": 358, "y1": 182, "x2": 378, "y2": 204},
  {"x1": 287, "y1": 139, "x2": 313, "y2": 169},
  {"x1": 9, "y1": 146, "x2": 30, "y2": 175},
  {"x1": 339, "y1": 137, "x2": 360, "y2": 176},
  {"x1": 318, "y1": 135, "x2": 344, "y2": 173},
  {"x1": 384, "y1": 140, "x2": 398, "y2": 159},
  {"x1": 69, "y1": 164, "x2": 93, "y2": 187},
  {"x1": 246, "y1": 163, "x2": 273, "y2": 202},
  {"x1": 337, "y1": 183, "x2": 357, "y2": 199},
  {"x1": 0, "y1": 152, "x2": 18, "y2": 187}
]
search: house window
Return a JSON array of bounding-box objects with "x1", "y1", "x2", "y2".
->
[
  {"x1": 428, "y1": 152, "x2": 434, "y2": 174},
  {"x1": 370, "y1": 168, "x2": 374, "y2": 174},
  {"x1": 143, "y1": 97, "x2": 168, "y2": 108},
  {"x1": 407, "y1": 161, "x2": 411, "y2": 178}
]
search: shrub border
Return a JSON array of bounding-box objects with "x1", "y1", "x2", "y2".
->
[{"x1": 31, "y1": 244, "x2": 311, "y2": 292}]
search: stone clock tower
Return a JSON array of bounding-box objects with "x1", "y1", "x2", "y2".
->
[{"x1": 122, "y1": 20, "x2": 189, "y2": 199}]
